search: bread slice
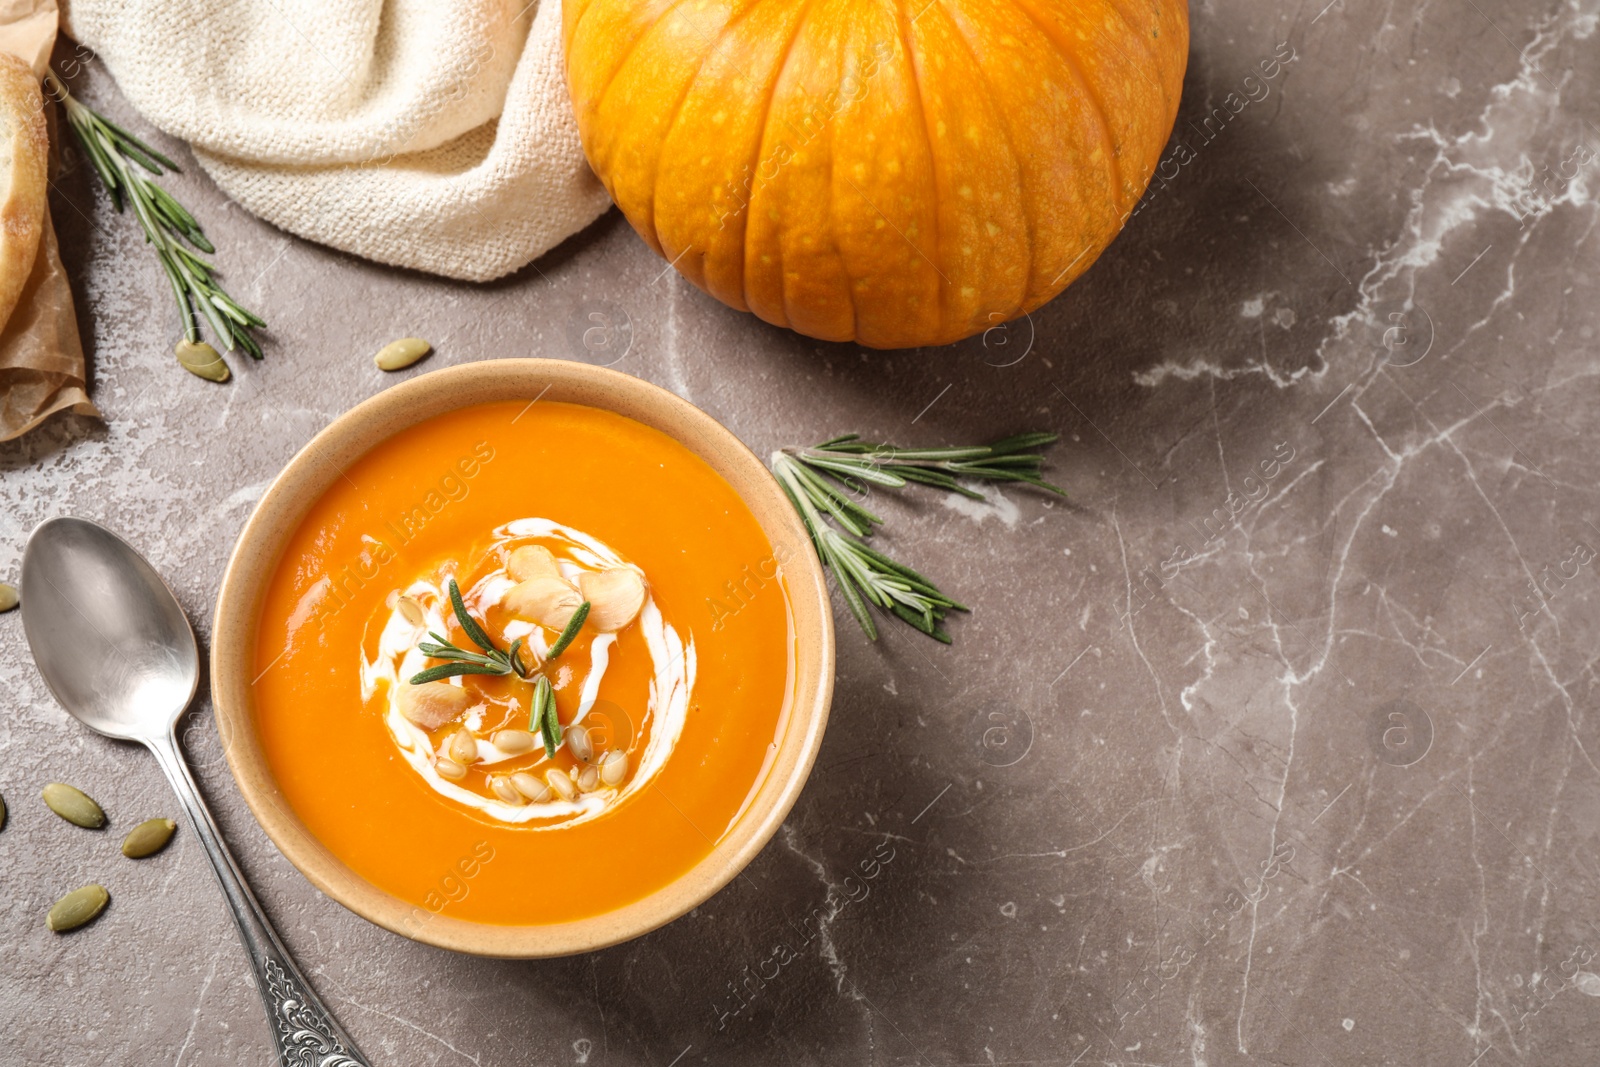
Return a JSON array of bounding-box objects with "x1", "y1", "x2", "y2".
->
[{"x1": 0, "y1": 53, "x2": 47, "y2": 332}]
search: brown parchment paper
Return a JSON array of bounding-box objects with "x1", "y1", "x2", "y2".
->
[{"x1": 0, "y1": 0, "x2": 97, "y2": 442}]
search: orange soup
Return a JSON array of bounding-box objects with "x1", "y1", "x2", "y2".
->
[{"x1": 253, "y1": 401, "x2": 796, "y2": 927}]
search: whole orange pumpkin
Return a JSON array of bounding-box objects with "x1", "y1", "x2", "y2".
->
[{"x1": 563, "y1": 0, "x2": 1188, "y2": 349}]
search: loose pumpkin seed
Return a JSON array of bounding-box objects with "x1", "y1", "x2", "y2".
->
[
  {"x1": 374, "y1": 337, "x2": 431, "y2": 371},
  {"x1": 491, "y1": 728, "x2": 535, "y2": 755},
  {"x1": 42, "y1": 783, "x2": 106, "y2": 828},
  {"x1": 599, "y1": 750, "x2": 628, "y2": 786},
  {"x1": 435, "y1": 758, "x2": 467, "y2": 781},
  {"x1": 47, "y1": 884, "x2": 109, "y2": 932},
  {"x1": 575, "y1": 765, "x2": 599, "y2": 792},
  {"x1": 546, "y1": 768, "x2": 577, "y2": 802},
  {"x1": 396, "y1": 595, "x2": 425, "y2": 626},
  {"x1": 174, "y1": 340, "x2": 230, "y2": 382},
  {"x1": 448, "y1": 729, "x2": 478, "y2": 765},
  {"x1": 0, "y1": 581, "x2": 17, "y2": 612},
  {"x1": 510, "y1": 772, "x2": 551, "y2": 802},
  {"x1": 565, "y1": 722, "x2": 594, "y2": 763},
  {"x1": 0, "y1": 789, "x2": 7, "y2": 830},
  {"x1": 122, "y1": 817, "x2": 177, "y2": 858},
  {"x1": 488, "y1": 776, "x2": 525, "y2": 805}
]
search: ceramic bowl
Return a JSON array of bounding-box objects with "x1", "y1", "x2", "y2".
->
[{"x1": 211, "y1": 359, "x2": 834, "y2": 957}]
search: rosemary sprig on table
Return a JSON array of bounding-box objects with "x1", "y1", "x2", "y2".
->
[
  {"x1": 45, "y1": 69, "x2": 267, "y2": 359},
  {"x1": 772, "y1": 433, "x2": 1064, "y2": 643}
]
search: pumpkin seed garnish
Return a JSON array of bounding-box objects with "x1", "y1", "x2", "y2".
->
[
  {"x1": 175, "y1": 339, "x2": 230, "y2": 382},
  {"x1": 491, "y1": 728, "x2": 536, "y2": 754},
  {"x1": 565, "y1": 721, "x2": 594, "y2": 763},
  {"x1": 545, "y1": 767, "x2": 577, "y2": 801},
  {"x1": 0, "y1": 789, "x2": 7, "y2": 831},
  {"x1": 447, "y1": 728, "x2": 478, "y2": 766},
  {"x1": 47, "y1": 884, "x2": 110, "y2": 932},
  {"x1": 0, "y1": 581, "x2": 17, "y2": 612},
  {"x1": 510, "y1": 771, "x2": 551, "y2": 802},
  {"x1": 121, "y1": 817, "x2": 177, "y2": 858},
  {"x1": 396, "y1": 594, "x2": 425, "y2": 626},
  {"x1": 599, "y1": 749, "x2": 628, "y2": 786},
  {"x1": 42, "y1": 782, "x2": 106, "y2": 828},
  {"x1": 488, "y1": 775, "x2": 525, "y2": 805},
  {"x1": 374, "y1": 337, "x2": 431, "y2": 371}
]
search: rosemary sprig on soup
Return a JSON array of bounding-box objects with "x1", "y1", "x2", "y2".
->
[
  {"x1": 405, "y1": 580, "x2": 547, "y2": 683},
  {"x1": 387, "y1": 535, "x2": 654, "y2": 816},
  {"x1": 545, "y1": 601, "x2": 592, "y2": 659},
  {"x1": 772, "y1": 433, "x2": 1064, "y2": 643},
  {"x1": 532, "y1": 675, "x2": 562, "y2": 758}
]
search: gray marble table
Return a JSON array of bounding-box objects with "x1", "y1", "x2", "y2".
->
[{"x1": 4, "y1": 2, "x2": 1599, "y2": 1063}]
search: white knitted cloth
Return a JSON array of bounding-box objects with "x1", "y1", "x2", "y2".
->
[{"x1": 62, "y1": 0, "x2": 611, "y2": 281}]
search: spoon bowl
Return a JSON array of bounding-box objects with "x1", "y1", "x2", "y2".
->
[
  {"x1": 19, "y1": 516, "x2": 371, "y2": 1067},
  {"x1": 21, "y1": 517, "x2": 198, "y2": 741}
]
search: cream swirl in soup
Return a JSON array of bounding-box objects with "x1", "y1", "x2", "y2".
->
[{"x1": 360, "y1": 519, "x2": 695, "y2": 828}]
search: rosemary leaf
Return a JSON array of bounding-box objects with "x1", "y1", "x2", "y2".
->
[
  {"x1": 447, "y1": 579, "x2": 498, "y2": 654},
  {"x1": 408, "y1": 663, "x2": 509, "y2": 685},
  {"x1": 533, "y1": 676, "x2": 558, "y2": 757},
  {"x1": 546, "y1": 601, "x2": 591, "y2": 659},
  {"x1": 801, "y1": 455, "x2": 908, "y2": 487},
  {"x1": 820, "y1": 535, "x2": 879, "y2": 641},
  {"x1": 771, "y1": 430, "x2": 1063, "y2": 642},
  {"x1": 46, "y1": 68, "x2": 267, "y2": 361},
  {"x1": 408, "y1": 581, "x2": 536, "y2": 682},
  {"x1": 546, "y1": 683, "x2": 564, "y2": 749}
]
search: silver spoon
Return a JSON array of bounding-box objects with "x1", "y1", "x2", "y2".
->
[{"x1": 20, "y1": 517, "x2": 371, "y2": 1067}]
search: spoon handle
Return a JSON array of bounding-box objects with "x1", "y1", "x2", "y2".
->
[{"x1": 146, "y1": 730, "x2": 372, "y2": 1067}]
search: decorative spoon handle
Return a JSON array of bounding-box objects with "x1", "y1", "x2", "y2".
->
[{"x1": 146, "y1": 729, "x2": 372, "y2": 1067}]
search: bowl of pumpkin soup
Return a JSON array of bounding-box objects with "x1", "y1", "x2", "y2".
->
[{"x1": 211, "y1": 359, "x2": 833, "y2": 957}]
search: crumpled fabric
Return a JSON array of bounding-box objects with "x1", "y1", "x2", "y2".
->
[{"x1": 62, "y1": 0, "x2": 611, "y2": 282}]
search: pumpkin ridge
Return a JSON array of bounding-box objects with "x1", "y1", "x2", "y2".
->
[
  {"x1": 581, "y1": 0, "x2": 715, "y2": 251},
  {"x1": 1095, "y1": 0, "x2": 1167, "y2": 101},
  {"x1": 1086, "y1": 0, "x2": 1182, "y2": 187},
  {"x1": 742, "y1": 0, "x2": 821, "y2": 327},
  {"x1": 1099, "y1": 32, "x2": 1170, "y2": 131},
  {"x1": 899, "y1": 0, "x2": 949, "y2": 341},
  {"x1": 566, "y1": 0, "x2": 605, "y2": 73},
  {"x1": 649, "y1": 0, "x2": 767, "y2": 272},
  {"x1": 934, "y1": 0, "x2": 1034, "y2": 321},
  {"x1": 826, "y1": 106, "x2": 860, "y2": 345},
  {"x1": 588, "y1": 0, "x2": 702, "y2": 127},
  {"x1": 1002, "y1": 0, "x2": 1125, "y2": 237}
]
